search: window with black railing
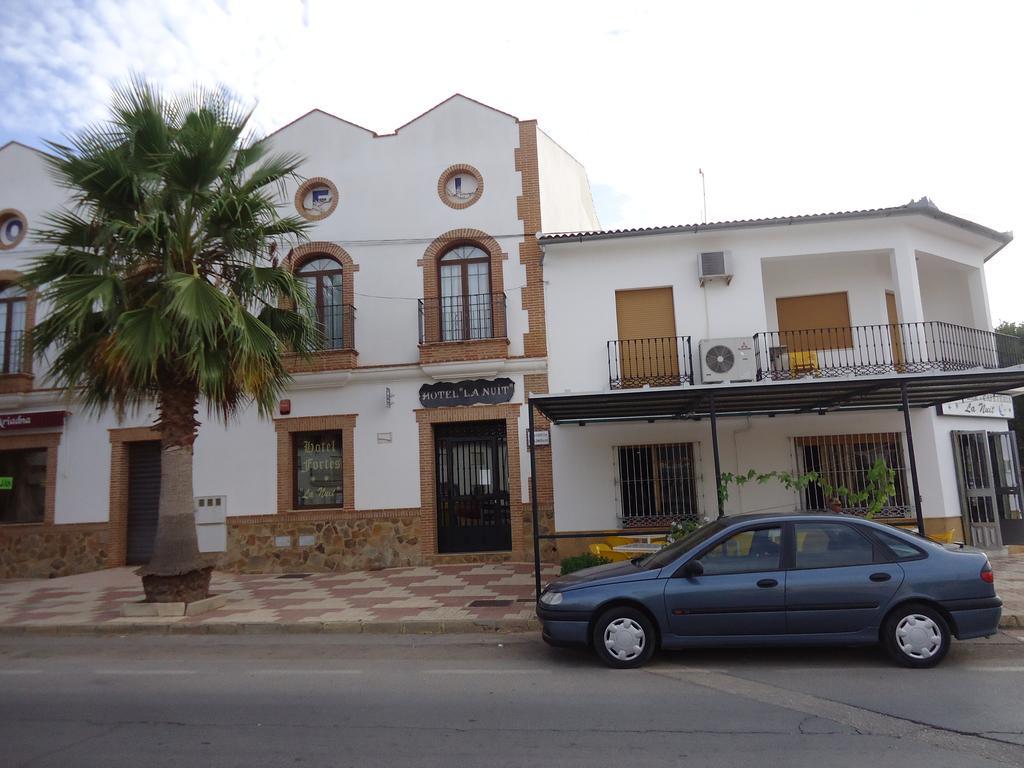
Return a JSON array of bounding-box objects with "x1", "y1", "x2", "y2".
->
[
  {"x1": 297, "y1": 257, "x2": 354, "y2": 351},
  {"x1": 615, "y1": 442, "x2": 701, "y2": 528},
  {"x1": 753, "y1": 321, "x2": 1024, "y2": 381},
  {"x1": 607, "y1": 336, "x2": 694, "y2": 389},
  {"x1": 419, "y1": 292, "x2": 506, "y2": 344},
  {"x1": 0, "y1": 285, "x2": 27, "y2": 374}
]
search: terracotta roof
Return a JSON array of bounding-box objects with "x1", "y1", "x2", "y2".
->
[{"x1": 539, "y1": 198, "x2": 1012, "y2": 256}]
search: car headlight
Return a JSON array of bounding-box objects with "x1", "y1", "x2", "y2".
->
[{"x1": 539, "y1": 590, "x2": 563, "y2": 606}]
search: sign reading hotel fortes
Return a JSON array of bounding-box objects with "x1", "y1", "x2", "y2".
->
[
  {"x1": 0, "y1": 411, "x2": 67, "y2": 431},
  {"x1": 940, "y1": 394, "x2": 1015, "y2": 419},
  {"x1": 419, "y1": 377, "x2": 515, "y2": 408}
]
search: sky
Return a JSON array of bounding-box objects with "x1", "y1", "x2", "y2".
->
[{"x1": 1, "y1": 0, "x2": 1021, "y2": 323}]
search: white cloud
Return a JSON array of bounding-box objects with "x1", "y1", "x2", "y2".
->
[{"x1": 2, "y1": 0, "x2": 1021, "y2": 319}]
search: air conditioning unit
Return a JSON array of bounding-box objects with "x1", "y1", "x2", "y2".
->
[
  {"x1": 700, "y1": 337, "x2": 756, "y2": 383},
  {"x1": 698, "y1": 251, "x2": 732, "y2": 286}
]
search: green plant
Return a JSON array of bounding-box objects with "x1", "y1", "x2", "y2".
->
[
  {"x1": 666, "y1": 517, "x2": 705, "y2": 543},
  {"x1": 560, "y1": 552, "x2": 612, "y2": 575},
  {"x1": 24, "y1": 78, "x2": 318, "y2": 602},
  {"x1": 719, "y1": 457, "x2": 897, "y2": 519}
]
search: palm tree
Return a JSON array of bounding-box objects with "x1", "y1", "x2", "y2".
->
[{"x1": 23, "y1": 79, "x2": 319, "y2": 602}]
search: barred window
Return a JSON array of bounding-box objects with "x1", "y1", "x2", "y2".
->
[
  {"x1": 615, "y1": 443, "x2": 700, "y2": 527},
  {"x1": 792, "y1": 433, "x2": 909, "y2": 518}
]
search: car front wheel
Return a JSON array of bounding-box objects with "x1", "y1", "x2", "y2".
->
[
  {"x1": 882, "y1": 603, "x2": 950, "y2": 668},
  {"x1": 593, "y1": 606, "x2": 656, "y2": 669}
]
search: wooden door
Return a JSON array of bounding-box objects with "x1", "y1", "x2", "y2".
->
[
  {"x1": 885, "y1": 291, "x2": 904, "y2": 368},
  {"x1": 614, "y1": 287, "x2": 679, "y2": 387}
]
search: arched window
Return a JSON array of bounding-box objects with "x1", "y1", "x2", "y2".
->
[
  {"x1": 297, "y1": 257, "x2": 346, "y2": 349},
  {"x1": 0, "y1": 285, "x2": 27, "y2": 374},
  {"x1": 439, "y1": 245, "x2": 492, "y2": 341}
]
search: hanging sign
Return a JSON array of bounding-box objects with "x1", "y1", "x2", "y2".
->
[
  {"x1": 419, "y1": 378, "x2": 515, "y2": 408},
  {"x1": 939, "y1": 394, "x2": 1015, "y2": 419},
  {"x1": 0, "y1": 411, "x2": 67, "y2": 431}
]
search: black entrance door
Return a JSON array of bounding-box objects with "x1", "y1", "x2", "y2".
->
[
  {"x1": 127, "y1": 441, "x2": 161, "y2": 565},
  {"x1": 435, "y1": 421, "x2": 511, "y2": 554},
  {"x1": 990, "y1": 431, "x2": 1024, "y2": 545}
]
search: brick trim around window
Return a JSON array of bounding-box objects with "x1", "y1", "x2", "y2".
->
[
  {"x1": 0, "y1": 269, "x2": 36, "y2": 392},
  {"x1": 274, "y1": 414, "x2": 356, "y2": 515},
  {"x1": 0, "y1": 431, "x2": 60, "y2": 527}
]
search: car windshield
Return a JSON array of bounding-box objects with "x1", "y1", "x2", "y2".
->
[{"x1": 638, "y1": 519, "x2": 727, "y2": 570}]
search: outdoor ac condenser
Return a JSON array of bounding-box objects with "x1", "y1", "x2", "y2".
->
[{"x1": 699, "y1": 337, "x2": 756, "y2": 383}]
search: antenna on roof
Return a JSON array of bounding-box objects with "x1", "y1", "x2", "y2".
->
[{"x1": 699, "y1": 168, "x2": 707, "y2": 224}]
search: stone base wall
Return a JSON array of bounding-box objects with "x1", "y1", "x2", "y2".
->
[
  {"x1": 0, "y1": 523, "x2": 109, "y2": 579},
  {"x1": 220, "y1": 510, "x2": 423, "y2": 574}
]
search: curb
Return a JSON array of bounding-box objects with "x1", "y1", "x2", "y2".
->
[{"x1": 0, "y1": 618, "x2": 542, "y2": 637}]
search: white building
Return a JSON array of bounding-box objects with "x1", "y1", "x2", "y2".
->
[
  {"x1": 533, "y1": 201, "x2": 1024, "y2": 560},
  {"x1": 0, "y1": 95, "x2": 598, "y2": 577}
]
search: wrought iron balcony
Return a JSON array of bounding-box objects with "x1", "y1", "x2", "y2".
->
[
  {"x1": 753, "y1": 321, "x2": 1024, "y2": 381},
  {"x1": 608, "y1": 336, "x2": 694, "y2": 389},
  {"x1": 418, "y1": 292, "x2": 507, "y2": 344},
  {"x1": 0, "y1": 329, "x2": 25, "y2": 374},
  {"x1": 312, "y1": 303, "x2": 355, "y2": 351}
]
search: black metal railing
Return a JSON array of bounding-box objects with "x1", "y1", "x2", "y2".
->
[
  {"x1": 608, "y1": 336, "x2": 694, "y2": 389},
  {"x1": 418, "y1": 292, "x2": 506, "y2": 344},
  {"x1": 753, "y1": 321, "x2": 1024, "y2": 381},
  {"x1": 0, "y1": 329, "x2": 25, "y2": 374},
  {"x1": 313, "y1": 303, "x2": 355, "y2": 351}
]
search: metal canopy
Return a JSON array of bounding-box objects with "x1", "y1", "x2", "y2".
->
[{"x1": 529, "y1": 369, "x2": 1024, "y2": 424}]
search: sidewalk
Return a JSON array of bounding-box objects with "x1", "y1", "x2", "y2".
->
[
  {"x1": 0, "y1": 562, "x2": 559, "y2": 635},
  {"x1": 0, "y1": 557, "x2": 1021, "y2": 636}
]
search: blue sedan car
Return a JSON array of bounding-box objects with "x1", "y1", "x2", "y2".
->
[{"x1": 537, "y1": 513, "x2": 1001, "y2": 669}]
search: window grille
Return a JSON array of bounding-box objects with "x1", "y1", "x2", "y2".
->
[
  {"x1": 791, "y1": 432, "x2": 909, "y2": 518},
  {"x1": 615, "y1": 443, "x2": 701, "y2": 528}
]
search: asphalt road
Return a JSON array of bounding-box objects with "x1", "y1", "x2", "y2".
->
[{"x1": 1, "y1": 631, "x2": 1023, "y2": 768}]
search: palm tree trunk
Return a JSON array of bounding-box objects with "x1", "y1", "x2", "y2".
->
[{"x1": 139, "y1": 380, "x2": 210, "y2": 603}]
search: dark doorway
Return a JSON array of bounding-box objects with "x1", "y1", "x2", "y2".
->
[
  {"x1": 990, "y1": 431, "x2": 1024, "y2": 545},
  {"x1": 435, "y1": 421, "x2": 511, "y2": 554},
  {"x1": 126, "y1": 441, "x2": 161, "y2": 565}
]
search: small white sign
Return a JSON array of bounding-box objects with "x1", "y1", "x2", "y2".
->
[
  {"x1": 532, "y1": 430, "x2": 550, "y2": 446},
  {"x1": 377, "y1": 432, "x2": 393, "y2": 444},
  {"x1": 940, "y1": 394, "x2": 1015, "y2": 419}
]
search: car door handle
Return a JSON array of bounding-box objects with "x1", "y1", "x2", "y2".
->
[
  {"x1": 756, "y1": 579, "x2": 778, "y2": 588},
  {"x1": 869, "y1": 572, "x2": 892, "y2": 582}
]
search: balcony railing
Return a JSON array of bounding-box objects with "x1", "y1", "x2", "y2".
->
[
  {"x1": 313, "y1": 303, "x2": 355, "y2": 351},
  {"x1": 1, "y1": 329, "x2": 25, "y2": 374},
  {"x1": 608, "y1": 336, "x2": 694, "y2": 389},
  {"x1": 753, "y1": 322, "x2": 1024, "y2": 381},
  {"x1": 419, "y1": 292, "x2": 507, "y2": 344}
]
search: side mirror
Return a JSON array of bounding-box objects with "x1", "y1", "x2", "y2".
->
[{"x1": 681, "y1": 559, "x2": 704, "y2": 578}]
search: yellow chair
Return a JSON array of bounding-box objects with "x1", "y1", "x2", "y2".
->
[
  {"x1": 589, "y1": 542, "x2": 631, "y2": 562},
  {"x1": 927, "y1": 530, "x2": 955, "y2": 544},
  {"x1": 605, "y1": 536, "x2": 632, "y2": 547},
  {"x1": 789, "y1": 350, "x2": 819, "y2": 376}
]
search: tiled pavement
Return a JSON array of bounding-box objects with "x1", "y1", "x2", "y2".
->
[
  {"x1": 0, "y1": 563, "x2": 559, "y2": 634},
  {"x1": 0, "y1": 557, "x2": 1021, "y2": 634}
]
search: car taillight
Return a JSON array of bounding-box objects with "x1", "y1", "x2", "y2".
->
[{"x1": 981, "y1": 561, "x2": 994, "y2": 584}]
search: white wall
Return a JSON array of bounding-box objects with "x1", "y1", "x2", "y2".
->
[
  {"x1": 536, "y1": 128, "x2": 600, "y2": 233},
  {"x1": 918, "y1": 253, "x2": 979, "y2": 329},
  {"x1": 550, "y1": 409, "x2": 963, "y2": 532}
]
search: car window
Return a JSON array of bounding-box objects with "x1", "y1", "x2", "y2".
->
[
  {"x1": 641, "y1": 519, "x2": 726, "y2": 570},
  {"x1": 794, "y1": 522, "x2": 874, "y2": 569},
  {"x1": 700, "y1": 526, "x2": 782, "y2": 576},
  {"x1": 872, "y1": 528, "x2": 926, "y2": 560}
]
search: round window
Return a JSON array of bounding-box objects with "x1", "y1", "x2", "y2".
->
[
  {"x1": 0, "y1": 210, "x2": 27, "y2": 250},
  {"x1": 437, "y1": 165, "x2": 483, "y2": 209},
  {"x1": 294, "y1": 178, "x2": 339, "y2": 221}
]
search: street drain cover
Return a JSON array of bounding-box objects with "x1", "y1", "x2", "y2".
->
[
  {"x1": 276, "y1": 573, "x2": 311, "y2": 579},
  {"x1": 468, "y1": 599, "x2": 514, "y2": 607}
]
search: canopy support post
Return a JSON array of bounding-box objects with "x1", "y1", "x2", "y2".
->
[
  {"x1": 528, "y1": 397, "x2": 543, "y2": 600},
  {"x1": 710, "y1": 394, "x2": 724, "y2": 518},
  {"x1": 900, "y1": 381, "x2": 925, "y2": 533}
]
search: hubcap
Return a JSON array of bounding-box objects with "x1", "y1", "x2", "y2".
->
[
  {"x1": 895, "y1": 614, "x2": 942, "y2": 659},
  {"x1": 603, "y1": 617, "x2": 646, "y2": 661}
]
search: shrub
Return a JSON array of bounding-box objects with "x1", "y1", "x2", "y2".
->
[{"x1": 560, "y1": 552, "x2": 612, "y2": 575}]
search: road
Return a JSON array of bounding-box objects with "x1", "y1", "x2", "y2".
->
[{"x1": 1, "y1": 631, "x2": 1023, "y2": 767}]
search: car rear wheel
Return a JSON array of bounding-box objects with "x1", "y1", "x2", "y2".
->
[
  {"x1": 593, "y1": 606, "x2": 656, "y2": 669},
  {"x1": 882, "y1": 603, "x2": 950, "y2": 668}
]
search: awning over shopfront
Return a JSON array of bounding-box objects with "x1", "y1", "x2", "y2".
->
[
  {"x1": 528, "y1": 369, "x2": 1024, "y2": 425},
  {"x1": 526, "y1": 368, "x2": 1024, "y2": 597}
]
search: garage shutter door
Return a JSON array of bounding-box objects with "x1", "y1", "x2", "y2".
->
[
  {"x1": 615, "y1": 288, "x2": 679, "y2": 385},
  {"x1": 776, "y1": 292, "x2": 852, "y2": 351},
  {"x1": 127, "y1": 441, "x2": 161, "y2": 565}
]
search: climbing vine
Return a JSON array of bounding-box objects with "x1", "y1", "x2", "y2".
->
[{"x1": 718, "y1": 457, "x2": 897, "y2": 519}]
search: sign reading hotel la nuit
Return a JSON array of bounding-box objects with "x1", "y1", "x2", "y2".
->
[{"x1": 419, "y1": 378, "x2": 515, "y2": 408}]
